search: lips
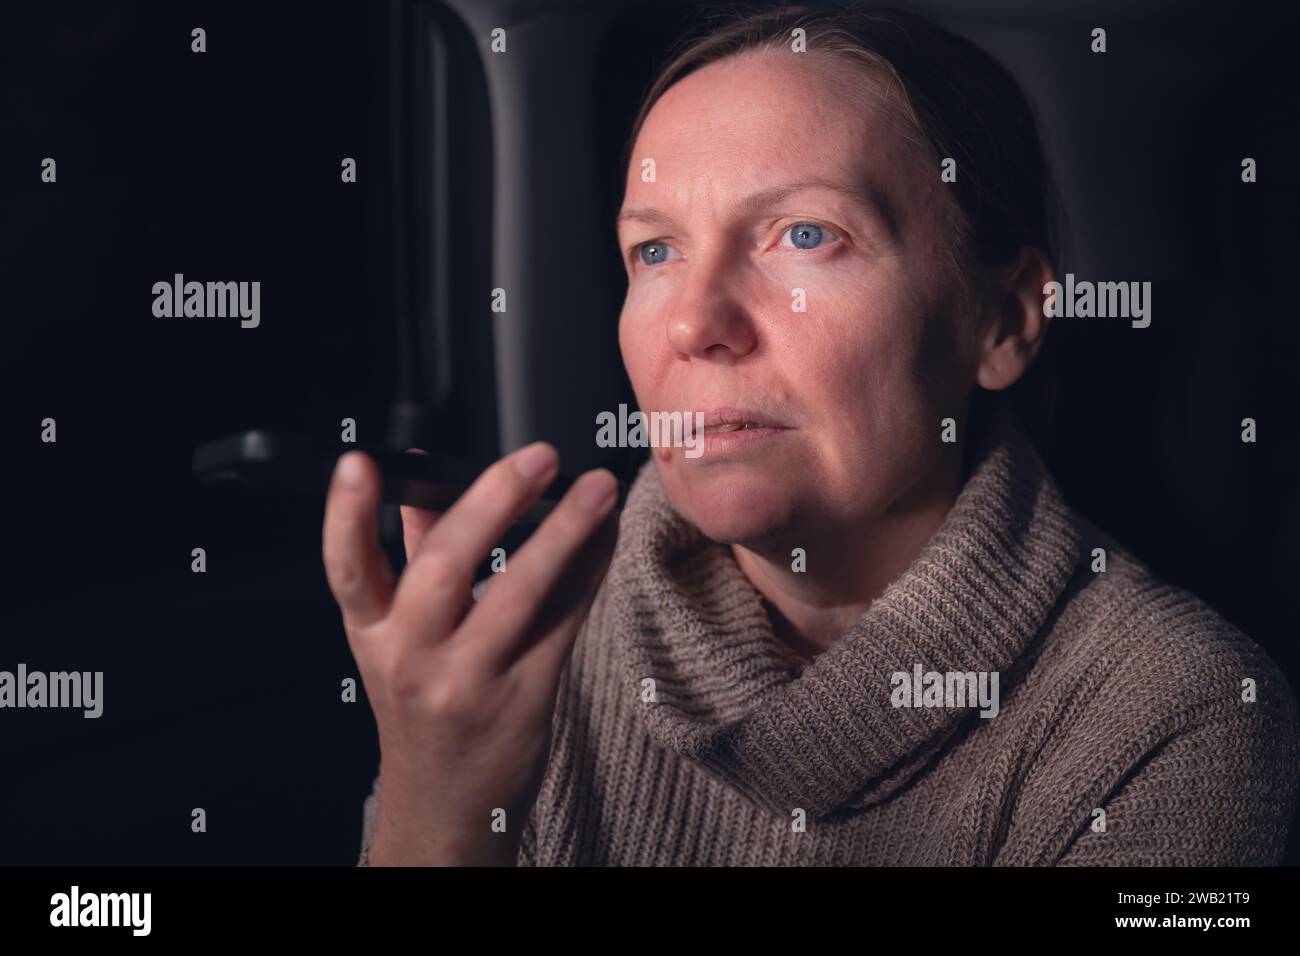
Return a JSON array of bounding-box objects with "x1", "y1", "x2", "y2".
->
[{"x1": 697, "y1": 407, "x2": 789, "y2": 434}]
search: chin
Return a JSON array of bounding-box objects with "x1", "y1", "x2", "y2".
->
[{"x1": 662, "y1": 467, "x2": 799, "y2": 546}]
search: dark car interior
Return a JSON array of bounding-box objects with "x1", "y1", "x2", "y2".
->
[{"x1": 3, "y1": 0, "x2": 1296, "y2": 865}]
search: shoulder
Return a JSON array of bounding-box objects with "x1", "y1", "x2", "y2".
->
[
  {"x1": 1045, "y1": 514, "x2": 1297, "y2": 732},
  {"x1": 1008, "y1": 520, "x2": 1294, "y2": 863},
  {"x1": 999, "y1": 514, "x2": 1300, "y2": 863}
]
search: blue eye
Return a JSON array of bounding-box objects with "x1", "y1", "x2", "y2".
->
[
  {"x1": 783, "y1": 222, "x2": 832, "y2": 250},
  {"x1": 638, "y1": 241, "x2": 672, "y2": 266}
]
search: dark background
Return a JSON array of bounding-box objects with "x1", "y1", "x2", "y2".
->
[{"x1": 1, "y1": 0, "x2": 1297, "y2": 865}]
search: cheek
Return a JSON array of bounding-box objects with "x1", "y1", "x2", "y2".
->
[
  {"x1": 617, "y1": 307, "x2": 653, "y2": 396},
  {"x1": 619, "y1": 274, "x2": 688, "y2": 387},
  {"x1": 764, "y1": 270, "x2": 924, "y2": 405},
  {"x1": 769, "y1": 269, "x2": 958, "y2": 482}
]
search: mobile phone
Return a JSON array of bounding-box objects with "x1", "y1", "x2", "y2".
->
[{"x1": 191, "y1": 429, "x2": 627, "y2": 523}]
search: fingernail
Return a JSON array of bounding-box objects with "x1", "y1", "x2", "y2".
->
[
  {"x1": 336, "y1": 451, "x2": 366, "y2": 488},
  {"x1": 575, "y1": 470, "x2": 617, "y2": 512},
  {"x1": 513, "y1": 442, "x2": 556, "y2": 482}
]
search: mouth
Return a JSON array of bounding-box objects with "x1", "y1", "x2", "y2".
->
[{"x1": 697, "y1": 407, "x2": 790, "y2": 434}]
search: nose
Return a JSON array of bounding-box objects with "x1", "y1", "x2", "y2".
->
[{"x1": 665, "y1": 256, "x2": 758, "y2": 361}]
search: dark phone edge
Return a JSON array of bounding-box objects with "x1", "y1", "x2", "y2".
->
[{"x1": 191, "y1": 429, "x2": 628, "y2": 520}]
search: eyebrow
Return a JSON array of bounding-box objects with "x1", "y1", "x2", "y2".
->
[{"x1": 614, "y1": 177, "x2": 900, "y2": 242}]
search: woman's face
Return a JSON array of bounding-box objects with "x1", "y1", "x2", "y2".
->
[{"x1": 615, "y1": 49, "x2": 984, "y2": 547}]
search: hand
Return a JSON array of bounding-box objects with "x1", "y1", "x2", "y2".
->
[{"x1": 322, "y1": 442, "x2": 619, "y2": 865}]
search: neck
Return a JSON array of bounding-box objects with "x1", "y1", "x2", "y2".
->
[{"x1": 730, "y1": 446, "x2": 966, "y2": 659}]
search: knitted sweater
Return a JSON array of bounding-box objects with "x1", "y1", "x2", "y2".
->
[{"x1": 358, "y1": 397, "x2": 1299, "y2": 865}]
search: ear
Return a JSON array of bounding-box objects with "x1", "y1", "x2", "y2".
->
[{"x1": 975, "y1": 247, "x2": 1054, "y2": 391}]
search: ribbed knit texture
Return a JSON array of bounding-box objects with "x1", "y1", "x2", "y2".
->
[{"x1": 359, "y1": 396, "x2": 1299, "y2": 865}]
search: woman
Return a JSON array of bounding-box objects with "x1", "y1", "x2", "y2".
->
[{"x1": 324, "y1": 5, "x2": 1299, "y2": 865}]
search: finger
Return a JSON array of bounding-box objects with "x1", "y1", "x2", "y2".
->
[
  {"x1": 388, "y1": 441, "x2": 559, "y2": 642},
  {"x1": 322, "y1": 450, "x2": 397, "y2": 631},
  {"x1": 511, "y1": 507, "x2": 617, "y2": 699},
  {"x1": 399, "y1": 448, "x2": 439, "y2": 562},
  {"x1": 400, "y1": 449, "x2": 474, "y2": 628},
  {"x1": 458, "y1": 467, "x2": 618, "y2": 671}
]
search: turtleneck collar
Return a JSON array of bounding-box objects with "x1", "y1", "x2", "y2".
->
[{"x1": 603, "y1": 395, "x2": 1083, "y2": 819}]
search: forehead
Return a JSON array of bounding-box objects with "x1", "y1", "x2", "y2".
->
[{"x1": 627, "y1": 49, "x2": 928, "y2": 200}]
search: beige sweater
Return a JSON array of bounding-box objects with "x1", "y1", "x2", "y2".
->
[{"x1": 359, "y1": 396, "x2": 1299, "y2": 865}]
